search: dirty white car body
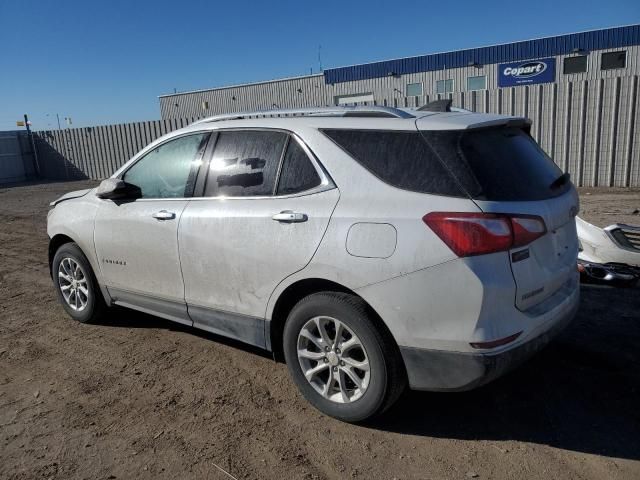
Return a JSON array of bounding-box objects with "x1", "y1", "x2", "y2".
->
[{"x1": 47, "y1": 104, "x2": 581, "y2": 421}]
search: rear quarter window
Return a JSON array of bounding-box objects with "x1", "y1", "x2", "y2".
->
[
  {"x1": 276, "y1": 138, "x2": 322, "y2": 195},
  {"x1": 321, "y1": 129, "x2": 465, "y2": 196}
]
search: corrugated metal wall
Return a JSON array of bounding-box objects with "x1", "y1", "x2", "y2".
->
[
  {"x1": 153, "y1": 42, "x2": 640, "y2": 187},
  {"x1": 160, "y1": 44, "x2": 640, "y2": 118},
  {"x1": 34, "y1": 76, "x2": 640, "y2": 187},
  {"x1": 34, "y1": 40, "x2": 640, "y2": 187}
]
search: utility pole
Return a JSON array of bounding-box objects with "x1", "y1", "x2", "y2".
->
[
  {"x1": 56, "y1": 113, "x2": 62, "y2": 130},
  {"x1": 24, "y1": 114, "x2": 41, "y2": 177}
]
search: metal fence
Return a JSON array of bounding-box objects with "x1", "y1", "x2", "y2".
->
[
  {"x1": 0, "y1": 131, "x2": 38, "y2": 185},
  {"x1": 34, "y1": 118, "x2": 200, "y2": 181},
  {"x1": 35, "y1": 80, "x2": 640, "y2": 186}
]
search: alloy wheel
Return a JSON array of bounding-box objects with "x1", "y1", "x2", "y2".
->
[
  {"x1": 57, "y1": 257, "x2": 89, "y2": 312},
  {"x1": 297, "y1": 316, "x2": 371, "y2": 403}
]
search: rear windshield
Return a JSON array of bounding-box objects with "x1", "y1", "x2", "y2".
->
[
  {"x1": 322, "y1": 127, "x2": 569, "y2": 201},
  {"x1": 421, "y1": 127, "x2": 568, "y2": 201}
]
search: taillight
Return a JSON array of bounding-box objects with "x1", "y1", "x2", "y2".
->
[
  {"x1": 423, "y1": 212, "x2": 546, "y2": 257},
  {"x1": 510, "y1": 216, "x2": 546, "y2": 247}
]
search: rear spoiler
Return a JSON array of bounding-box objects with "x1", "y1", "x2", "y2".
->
[
  {"x1": 415, "y1": 113, "x2": 532, "y2": 131},
  {"x1": 418, "y1": 99, "x2": 452, "y2": 112},
  {"x1": 415, "y1": 100, "x2": 531, "y2": 131}
]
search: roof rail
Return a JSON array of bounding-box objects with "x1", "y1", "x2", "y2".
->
[{"x1": 191, "y1": 106, "x2": 415, "y2": 125}]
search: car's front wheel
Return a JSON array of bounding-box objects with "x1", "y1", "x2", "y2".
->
[
  {"x1": 52, "y1": 242, "x2": 106, "y2": 323},
  {"x1": 283, "y1": 292, "x2": 406, "y2": 422}
]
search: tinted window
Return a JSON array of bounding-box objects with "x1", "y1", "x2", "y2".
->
[
  {"x1": 322, "y1": 129, "x2": 464, "y2": 196},
  {"x1": 122, "y1": 133, "x2": 208, "y2": 199},
  {"x1": 563, "y1": 55, "x2": 587, "y2": 74},
  {"x1": 601, "y1": 51, "x2": 626, "y2": 70},
  {"x1": 276, "y1": 138, "x2": 321, "y2": 195},
  {"x1": 205, "y1": 130, "x2": 287, "y2": 197},
  {"x1": 421, "y1": 127, "x2": 567, "y2": 201}
]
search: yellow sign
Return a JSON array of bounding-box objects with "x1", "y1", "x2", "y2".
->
[{"x1": 16, "y1": 121, "x2": 25, "y2": 127}]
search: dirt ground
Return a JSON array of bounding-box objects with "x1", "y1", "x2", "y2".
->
[{"x1": 1, "y1": 180, "x2": 639, "y2": 480}]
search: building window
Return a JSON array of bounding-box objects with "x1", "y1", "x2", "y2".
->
[
  {"x1": 563, "y1": 56, "x2": 587, "y2": 74},
  {"x1": 436, "y1": 79, "x2": 454, "y2": 94},
  {"x1": 335, "y1": 92, "x2": 374, "y2": 105},
  {"x1": 406, "y1": 82, "x2": 423, "y2": 97},
  {"x1": 467, "y1": 75, "x2": 487, "y2": 91},
  {"x1": 601, "y1": 51, "x2": 626, "y2": 70},
  {"x1": 202, "y1": 101, "x2": 209, "y2": 110}
]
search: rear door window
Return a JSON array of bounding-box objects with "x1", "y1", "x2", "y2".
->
[
  {"x1": 276, "y1": 138, "x2": 322, "y2": 195},
  {"x1": 205, "y1": 130, "x2": 287, "y2": 197},
  {"x1": 321, "y1": 129, "x2": 464, "y2": 196}
]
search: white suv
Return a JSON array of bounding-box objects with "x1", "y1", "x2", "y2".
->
[{"x1": 47, "y1": 103, "x2": 580, "y2": 422}]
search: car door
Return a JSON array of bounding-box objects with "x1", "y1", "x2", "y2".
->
[
  {"x1": 94, "y1": 132, "x2": 210, "y2": 325},
  {"x1": 179, "y1": 129, "x2": 339, "y2": 347}
]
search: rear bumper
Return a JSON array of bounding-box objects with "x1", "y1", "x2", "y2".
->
[{"x1": 399, "y1": 287, "x2": 579, "y2": 391}]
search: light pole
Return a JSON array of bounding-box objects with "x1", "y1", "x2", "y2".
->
[{"x1": 23, "y1": 114, "x2": 41, "y2": 177}]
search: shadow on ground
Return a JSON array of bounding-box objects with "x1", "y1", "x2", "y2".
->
[
  {"x1": 96, "y1": 284, "x2": 640, "y2": 461},
  {"x1": 96, "y1": 305, "x2": 273, "y2": 360}
]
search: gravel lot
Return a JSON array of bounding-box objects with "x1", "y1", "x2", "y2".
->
[{"x1": 1, "y1": 180, "x2": 639, "y2": 480}]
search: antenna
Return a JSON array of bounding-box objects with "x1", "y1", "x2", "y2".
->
[{"x1": 318, "y1": 44, "x2": 323, "y2": 72}]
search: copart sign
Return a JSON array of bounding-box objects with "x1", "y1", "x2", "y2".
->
[{"x1": 498, "y1": 58, "x2": 555, "y2": 87}]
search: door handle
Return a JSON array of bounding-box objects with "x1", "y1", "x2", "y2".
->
[
  {"x1": 272, "y1": 211, "x2": 308, "y2": 223},
  {"x1": 152, "y1": 210, "x2": 176, "y2": 220}
]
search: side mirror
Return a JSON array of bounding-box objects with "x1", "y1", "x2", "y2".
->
[{"x1": 96, "y1": 178, "x2": 141, "y2": 200}]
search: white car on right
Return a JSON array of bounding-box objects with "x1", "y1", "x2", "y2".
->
[{"x1": 576, "y1": 217, "x2": 640, "y2": 285}]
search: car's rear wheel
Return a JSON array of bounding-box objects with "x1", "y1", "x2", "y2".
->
[
  {"x1": 52, "y1": 242, "x2": 106, "y2": 323},
  {"x1": 283, "y1": 292, "x2": 406, "y2": 422}
]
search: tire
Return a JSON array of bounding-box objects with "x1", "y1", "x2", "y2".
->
[
  {"x1": 283, "y1": 292, "x2": 406, "y2": 422},
  {"x1": 52, "y1": 242, "x2": 107, "y2": 324}
]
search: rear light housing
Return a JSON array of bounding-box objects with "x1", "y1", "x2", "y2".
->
[{"x1": 423, "y1": 212, "x2": 547, "y2": 257}]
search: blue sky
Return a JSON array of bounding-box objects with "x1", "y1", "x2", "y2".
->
[{"x1": 0, "y1": 0, "x2": 638, "y2": 130}]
